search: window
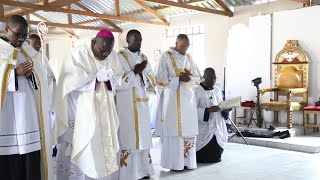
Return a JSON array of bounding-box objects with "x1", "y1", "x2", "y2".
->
[{"x1": 166, "y1": 25, "x2": 205, "y2": 70}]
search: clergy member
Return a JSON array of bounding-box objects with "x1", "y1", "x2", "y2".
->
[
  {"x1": 54, "y1": 29, "x2": 124, "y2": 180},
  {"x1": 0, "y1": 15, "x2": 53, "y2": 180},
  {"x1": 27, "y1": 34, "x2": 56, "y2": 106},
  {"x1": 116, "y1": 29, "x2": 155, "y2": 179},
  {"x1": 27, "y1": 34, "x2": 56, "y2": 124},
  {"x1": 195, "y1": 68, "x2": 228, "y2": 163},
  {"x1": 156, "y1": 34, "x2": 201, "y2": 171}
]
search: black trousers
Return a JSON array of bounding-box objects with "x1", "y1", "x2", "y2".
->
[
  {"x1": 196, "y1": 135, "x2": 224, "y2": 163},
  {"x1": 0, "y1": 150, "x2": 41, "y2": 180}
]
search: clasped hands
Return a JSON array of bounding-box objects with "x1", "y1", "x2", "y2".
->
[
  {"x1": 133, "y1": 60, "x2": 148, "y2": 75},
  {"x1": 16, "y1": 60, "x2": 33, "y2": 77},
  {"x1": 179, "y1": 68, "x2": 192, "y2": 82},
  {"x1": 96, "y1": 67, "x2": 115, "y2": 82}
]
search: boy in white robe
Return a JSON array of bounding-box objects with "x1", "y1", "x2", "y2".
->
[
  {"x1": 195, "y1": 68, "x2": 228, "y2": 163},
  {"x1": 116, "y1": 29, "x2": 155, "y2": 180},
  {"x1": 54, "y1": 29, "x2": 123, "y2": 180},
  {"x1": 156, "y1": 34, "x2": 201, "y2": 171},
  {"x1": 27, "y1": 34, "x2": 56, "y2": 108},
  {"x1": 0, "y1": 15, "x2": 53, "y2": 180}
]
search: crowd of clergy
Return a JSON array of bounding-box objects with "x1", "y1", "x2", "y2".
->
[{"x1": 0, "y1": 15, "x2": 229, "y2": 180}]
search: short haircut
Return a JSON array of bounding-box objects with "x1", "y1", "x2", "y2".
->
[
  {"x1": 176, "y1": 34, "x2": 189, "y2": 41},
  {"x1": 126, "y1": 29, "x2": 141, "y2": 42},
  {"x1": 7, "y1": 15, "x2": 28, "y2": 28},
  {"x1": 29, "y1": 34, "x2": 40, "y2": 41},
  {"x1": 204, "y1": 67, "x2": 216, "y2": 76}
]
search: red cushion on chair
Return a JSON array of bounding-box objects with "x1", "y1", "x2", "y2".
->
[
  {"x1": 304, "y1": 106, "x2": 320, "y2": 111},
  {"x1": 241, "y1": 101, "x2": 256, "y2": 107}
]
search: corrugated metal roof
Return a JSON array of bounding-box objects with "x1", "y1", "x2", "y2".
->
[{"x1": 1, "y1": 0, "x2": 317, "y2": 37}]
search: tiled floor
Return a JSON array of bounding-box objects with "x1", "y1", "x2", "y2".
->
[
  {"x1": 54, "y1": 137, "x2": 320, "y2": 180},
  {"x1": 150, "y1": 138, "x2": 320, "y2": 180},
  {"x1": 228, "y1": 123, "x2": 320, "y2": 153}
]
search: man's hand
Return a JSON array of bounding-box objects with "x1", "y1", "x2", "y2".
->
[
  {"x1": 25, "y1": 70, "x2": 33, "y2": 78},
  {"x1": 16, "y1": 61, "x2": 33, "y2": 76},
  {"x1": 208, "y1": 106, "x2": 220, "y2": 113},
  {"x1": 179, "y1": 68, "x2": 192, "y2": 82},
  {"x1": 134, "y1": 60, "x2": 148, "y2": 75},
  {"x1": 223, "y1": 109, "x2": 232, "y2": 113},
  {"x1": 97, "y1": 68, "x2": 115, "y2": 82}
]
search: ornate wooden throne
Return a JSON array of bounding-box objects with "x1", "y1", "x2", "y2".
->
[{"x1": 260, "y1": 40, "x2": 309, "y2": 129}]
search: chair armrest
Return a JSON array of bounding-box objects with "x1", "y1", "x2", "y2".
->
[
  {"x1": 260, "y1": 88, "x2": 279, "y2": 94},
  {"x1": 286, "y1": 88, "x2": 307, "y2": 95}
]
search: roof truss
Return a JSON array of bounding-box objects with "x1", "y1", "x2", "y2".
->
[{"x1": 0, "y1": 0, "x2": 234, "y2": 38}]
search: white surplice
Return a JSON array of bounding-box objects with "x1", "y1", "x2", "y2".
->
[
  {"x1": 54, "y1": 42, "x2": 124, "y2": 179},
  {"x1": 195, "y1": 84, "x2": 228, "y2": 151},
  {"x1": 0, "y1": 39, "x2": 53, "y2": 180},
  {"x1": 116, "y1": 47, "x2": 155, "y2": 179},
  {"x1": 156, "y1": 47, "x2": 201, "y2": 170},
  {"x1": 43, "y1": 57, "x2": 56, "y2": 108},
  {"x1": 39, "y1": 56, "x2": 56, "y2": 128}
]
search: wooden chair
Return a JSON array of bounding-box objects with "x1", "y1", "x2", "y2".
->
[
  {"x1": 303, "y1": 106, "x2": 320, "y2": 134},
  {"x1": 260, "y1": 40, "x2": 309, "y2": 129},
  {"x1": 233, "y1": 101, "x2": 255, "y2": 125}
]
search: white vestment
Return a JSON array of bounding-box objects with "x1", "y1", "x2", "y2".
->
[
  {"x1": 156, "y1": 47, "x2": 201, "y2": 170},
  {"x1": 54, "y1": 42, "x2": 123, "y2": 179},
  {"x1": 195, "y1": 85, "x2": 228, "y2": 151},
  {"x1": 0, "y1": 39, "x2": 53, "y2": 180},
  {"x1": 43, "y1": 57, "x2": 56, "y2": 108},
  {"x1": 215, "y1": 82, "x2": 232, "y2": 125},
  {"x1": 116, "y1": 47, "x2": 155, "y2": 179},
  {"x1": 40, "y1": 56, "x2": 56, "y2": 128}
]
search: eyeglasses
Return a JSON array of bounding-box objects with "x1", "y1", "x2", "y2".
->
[{"x1": 7, "y1": 26, "x2": 29, "y2": 40}]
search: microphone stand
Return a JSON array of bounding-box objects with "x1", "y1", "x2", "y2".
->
[
  {"x1": 248, "y1": 85, "x2": 267, "y2": 129},
  {"x1": 223, "y1": 67, "x2": 248, "y2": 145}
]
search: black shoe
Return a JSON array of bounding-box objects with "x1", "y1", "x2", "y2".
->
[
  {"x1": 268, "y1": 125, "x2": 276, "y2": 131},
  {"x1": 140, "y1": 176, "x2": 150, "y2": 179},
  {"x1": 171, "y1": 169, "x2": 183, "y2": 172},
  {"x1": 279, "y1": 130, "x2": 291, "y2": 139},
  {"x1": 52, "y1": 146, "x2": 57, "y2": 157}
]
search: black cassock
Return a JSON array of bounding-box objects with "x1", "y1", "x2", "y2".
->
[{"x1": 0, "y1": 150, "x2": 41, "y2": 180}]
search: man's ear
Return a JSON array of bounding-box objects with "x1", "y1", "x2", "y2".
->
[{"x1": 91, "y1": 39, "x2": 96, "y2": 45}]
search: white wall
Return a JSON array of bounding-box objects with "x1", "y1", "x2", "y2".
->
[
  {"x1": 46, "y1": 39, "x2": 73, "y2": 80},
  {"x1": 272, "y1": 6, "x2": 320, "y2": 124},
  {"x1": 117, "y1": 0, "x2": 302, "y2": 81},
  {"x1": 119, "y1": 12, "x2": 230, "y2": 81},
  {"x1": 45, "y1": 0, "x2": 315, "y2": 125},
  {"x1": 227, "y1": 4, "x2": 320, "y2": 125},
  {"x1": 117, "y1": 24, "x2": 167, "y2": 69},
  {"x1": 168, "y1": 13, "x2": 229, "y2": 81}
]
